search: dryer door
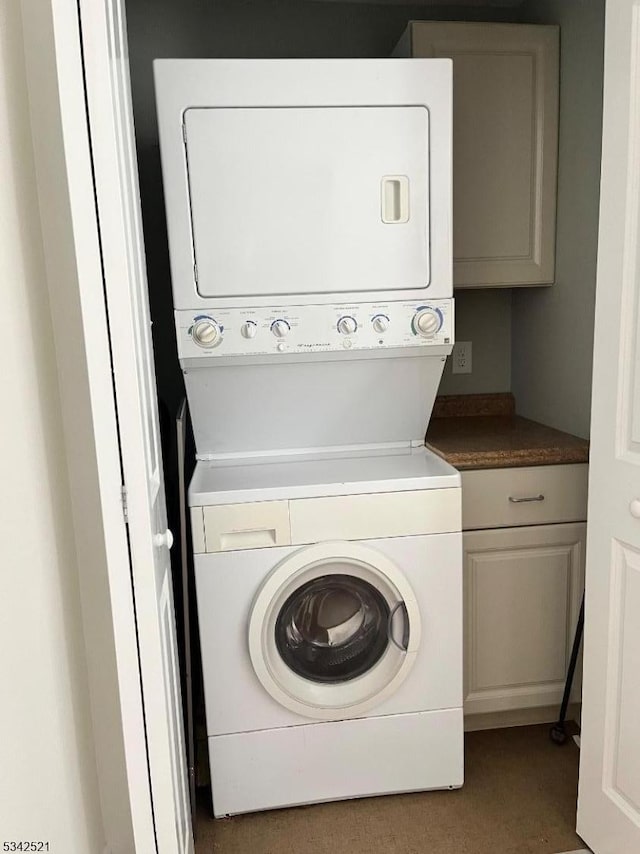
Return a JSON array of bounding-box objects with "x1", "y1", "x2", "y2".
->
[
  {"x1": 248, "y1": 541, "x2": 421, "y2": 720},
  {"x1": 184, "y1": 106, "x2": 430, "y2": 299}
]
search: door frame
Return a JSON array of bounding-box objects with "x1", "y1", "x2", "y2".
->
[{"x1": 20, "y1": 0, "x2": 156, "y2": 851}]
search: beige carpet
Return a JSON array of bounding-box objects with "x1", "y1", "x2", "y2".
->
[{"x1": 195, "y1": 724, "x2": 583, "y2": 854}]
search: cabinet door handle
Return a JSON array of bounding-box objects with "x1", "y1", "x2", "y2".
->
[{"x1": 509, "y1": 494, "x2": 545, "y2": 504}]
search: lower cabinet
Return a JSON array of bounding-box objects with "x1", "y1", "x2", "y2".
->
[{"x1": 463, "y1": 522, "x2": 586, "y2": 719}]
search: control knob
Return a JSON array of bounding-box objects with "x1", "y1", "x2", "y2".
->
[
  {"x1": 271, "y1": 319, "x2": 290, "y2": 338},
  {"x1": 241, "y1": 321, "x2": 257, "y2": 339},
  {"x1": 191, "y1": 317, "x2": 221, "y2": 348},
  {"x1": 412, "y1": 307, "x2": 442, "y2": 338},
  {"x1": 372, "y1": 315, "x2": 390, "y2": 334},
  {"x1": 337, "y1": 316, "x2": 358, "y2": 335}
]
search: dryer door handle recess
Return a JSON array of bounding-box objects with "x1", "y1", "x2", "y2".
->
[
  {"x1": 381, "y1": 175, "x2": 410, "y2": 224},
  {"x1": 387, "y1": 600, "x2": 410, "y2": 652}
]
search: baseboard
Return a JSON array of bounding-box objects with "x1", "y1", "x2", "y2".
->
[{"x1": 464, "y1": 703, "x2": 581, "y2": 732}]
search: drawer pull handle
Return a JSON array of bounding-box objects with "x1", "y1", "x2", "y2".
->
[{"x1": 509, "y1": 494, "x2": 545, "y2": 504}]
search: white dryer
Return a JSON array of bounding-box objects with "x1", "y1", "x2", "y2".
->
[
  {"x1": 154, "y1": 59, "x2": 454, "y2": 459},
  {"x1": 189, "y1": 447, "x2": 463, "y2": 817}
]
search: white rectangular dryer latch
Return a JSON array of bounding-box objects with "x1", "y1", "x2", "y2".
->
[{"x1": 381, "y1": 175, "x2": 410, "y2": 224}]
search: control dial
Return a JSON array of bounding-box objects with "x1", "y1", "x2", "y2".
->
[
  {"x1": 412, "y1": 307, "x2": 442, "y2": 338},
  {"x1": 241, "y1": 320, "x2": 257, "y2": 339},
  {"x1": 372, "y1": 314, "x2": 390, "y2": 334},
  {"x1": 271, "y1": 319, "x2": 290, "y2": 338},
  {"x1": 191, "y1": 317, "x2": 221, "y2": 348},
  {"x1": 337, "y1": 316, "x2": 358, "y2": 335}
]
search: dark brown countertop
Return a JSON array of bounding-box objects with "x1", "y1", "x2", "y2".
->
[{"x1": 425, "y1": 394, "x2": 590, "y2": 471}]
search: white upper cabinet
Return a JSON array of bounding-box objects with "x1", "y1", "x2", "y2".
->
[{"x1": 395, "y1": 22, "x2": 559, "y2": 288}]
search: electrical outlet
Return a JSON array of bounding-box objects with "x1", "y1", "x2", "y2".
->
[{"x1": 452, "y1": 341, "x2": 472, "y2": 374}]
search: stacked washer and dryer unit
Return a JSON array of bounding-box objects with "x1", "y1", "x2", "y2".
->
[{"x1": 155, "y1": 59, "x2": 463, "y2": 817}]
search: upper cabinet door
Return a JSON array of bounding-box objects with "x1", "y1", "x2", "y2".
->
[
  {"x1": 184, "y1": 106, "x2": 430, "y2": 299},
  {"x1": 397, "y1": 22, "x2": 559, "y2": 289}
]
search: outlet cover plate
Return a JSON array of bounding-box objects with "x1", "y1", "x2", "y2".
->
[{"x1": 452, "y1": 340, "x2": 472, "y2": 374}]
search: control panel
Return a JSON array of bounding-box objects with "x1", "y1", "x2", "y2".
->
[{"x1": 177, "y1": 299, "x2": 453, "y2": 358}]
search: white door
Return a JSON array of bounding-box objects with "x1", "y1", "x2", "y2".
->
[
  {"x1": 577, "y1": 1, "x2": 640, "y2": 851},
  {"x1": 76, "y1": 1, "x2": 193, "y2": 851},
  {"x1": 184, "y1": 106, "x2": 430, "y2": 297}
]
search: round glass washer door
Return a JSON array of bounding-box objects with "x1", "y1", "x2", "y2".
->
[{"x1": 248, "y1": 541, "x2": 421, "y2": 720}]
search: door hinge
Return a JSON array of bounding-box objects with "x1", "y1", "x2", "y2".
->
[
  {"x1": 121, "y1": 484, "x2": 129, "y2": 524},
  {"x1": 182, "y1": 122, "x2": 187, "y2": 145},
  {"x1": 193, "y1": 262, "x2": 198, "y2": 284}
]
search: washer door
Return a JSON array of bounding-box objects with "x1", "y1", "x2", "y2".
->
[{"x1": 248, "y1": 541, "x2": 421, "y2": 720}]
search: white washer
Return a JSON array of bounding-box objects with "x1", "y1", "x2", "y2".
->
[{"x1": 189, "y1": 447, "x2": 463, "y2": 817}]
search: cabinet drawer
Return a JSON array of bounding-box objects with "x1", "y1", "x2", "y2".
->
[
  {"x1": 203, "y1": 501, "x2": 291, "y2": 552},
  {"x1": 461, "y1": 464, "x2": 588, "y2": 530}
]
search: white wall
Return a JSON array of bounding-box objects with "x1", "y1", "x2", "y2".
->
[
  {"x1": 512, "y1": 0, "x2": 605, "y2": 438},
  {"x1": 0, "y1": 2, "x2": 104, "y2": 851}
]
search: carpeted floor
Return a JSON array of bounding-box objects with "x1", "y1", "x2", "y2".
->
[{"x1": 195, "y1": 724, "x2": 583, "y2": 854}]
